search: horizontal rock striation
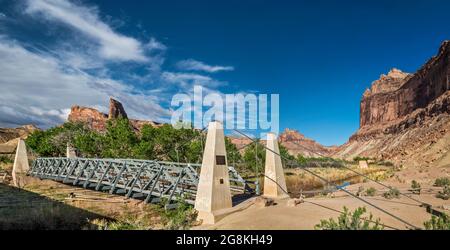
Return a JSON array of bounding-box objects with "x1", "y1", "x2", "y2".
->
[{"x1": 335, "y1": 40, "x2": 450, "y2": 167}]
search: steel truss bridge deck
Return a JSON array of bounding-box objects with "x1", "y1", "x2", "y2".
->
[{"x1": 28, "y1": 158, "x2": 254, "y2": 207}]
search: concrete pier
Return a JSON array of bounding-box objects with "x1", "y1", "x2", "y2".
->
[
  {"x1": 66, "y1": 143, "x2": 77, "y2": 158},
  {"x1": 263, "y1": 133, "x2": 289, "y2": 199},
  {"x1": 194, "y1": 121, "x2": 232, "y2": 224},
  {"x1": 358, "y1": 160, "x2": 369, "y2": 169},
  {"x1": 12, "y1": 139, "x2": 30, "y2": 187}
]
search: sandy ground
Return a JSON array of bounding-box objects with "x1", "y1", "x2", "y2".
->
[
  {"x1": 196, "y1": 190, "x2": 448, "y2": 230},
  {"x1": 195, "y1": 166, "x2": 450, "y2": 230}
]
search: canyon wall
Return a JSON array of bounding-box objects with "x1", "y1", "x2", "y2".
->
[{"x1": 335, "y1": 40, "x2": 450, "y2": 168}]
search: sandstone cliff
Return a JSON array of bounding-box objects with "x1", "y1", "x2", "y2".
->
[
  {"x1": 334, "y1": 40, "x2": 450, "y2": 168},
  {"x1": 68, "y1": 98, "x2": 162, "y2": 132}
]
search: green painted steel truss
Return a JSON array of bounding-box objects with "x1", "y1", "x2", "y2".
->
[{"x1": 28, "y1": 158, "x2": 253, "y2": 206}]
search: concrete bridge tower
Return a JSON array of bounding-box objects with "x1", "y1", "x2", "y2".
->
[
  {"x1": 195, "y1": 121, "x2": 232, "y2": 224},
  {"x1": 263, "y1": 132, "x2": 289, "y2": 199}
]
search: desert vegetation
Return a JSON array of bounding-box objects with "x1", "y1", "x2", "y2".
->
[
  {"x1": 314, "y1": 206, "x2": 384, "y2": 230},
  {"x1": 383, "y1": 187, "x2": 400, "y2": 199},
  {"x1": 424, "y1": 213, "x2": 450, "y2": 230},
  {"x1": 434, "y1": 177, "x2": 450, "y2": 187},
  {"x1": 26, "y1": 120, "x2": 241, "y2": 165}
]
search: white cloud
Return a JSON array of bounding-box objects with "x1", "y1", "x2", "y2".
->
[
  {"x1": 0, "y1": 0, "x2": 239, "y2": 130},
  {"x1": 0, "y1": 37, "x2": 170, "y2": 128},
  {"x1": 176, "y1": 59, "x2": 234, "y2": 73},
  {"x1": 25, "y1": 0, "x2": 164, "y2": 62},
  {"x1": 162, "y1": 72, "x2": 224, "y2": 89}
]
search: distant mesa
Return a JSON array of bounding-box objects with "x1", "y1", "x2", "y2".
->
[
  {"x1": 68, "y1": 97, "x2": 162, "y2": 132},
  {"x1": 229, "y1": 128, "x2": 333, "y2": 157},
  {"x1": 0, "y1": 124, "x2": 39, "y2": 154},
  {"x1": 0, "y1": 124, "x2": 39, "y2": 144}
]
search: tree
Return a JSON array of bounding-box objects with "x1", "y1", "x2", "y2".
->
[
  {"x1": 225, "y1": 137, "x2": 242, "y2": 166},
  {"x1": 26, "y1": 122, "x2": 89, "y2": 157},
  {"x1": 101, "y1": 118, "x2": 138, "y2": 158},
  {"x1": 133, "y1": 125, "x2": 157, "y2": 160},
  {"x1": 242, "y1": 140, "x2": 265, "y2": 173}
]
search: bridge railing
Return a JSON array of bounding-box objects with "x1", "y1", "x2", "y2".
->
[{"x1": 28, "y1": 157, "x2": 254, "y2": 205}]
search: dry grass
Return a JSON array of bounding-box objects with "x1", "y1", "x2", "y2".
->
[{"x1": 0, "y1": 177, "x2": 166, "y2": 230}]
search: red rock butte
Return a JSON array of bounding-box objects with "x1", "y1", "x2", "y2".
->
[{"x1": 68, "y1": 98, "x2": 162, "y2": 132}]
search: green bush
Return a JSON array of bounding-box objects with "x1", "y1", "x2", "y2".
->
[
  {"x1": 411, "y1": 180, "x2": 421, "y2": 195},
  {"x1": 25, "y1": 120, "x2": 207, "y2": 163},
  {"x1": 424, "y1": 214, "x2": 450, "y2": 230},
  {"x1": 434, "y1": 177, "x2": 450, "y2": 187},
  {"x1": 353, "y1": 156, "x2": 371, "y2": 162},
  {"x1": 383, "y1": 187, "x2": 400, "y2": 199},
  {"x1": 160, "y1": 198, "x2": 197, "y2": 230},
  {"x1": 315, "y1": 206, "x2": 384, "y2": 230},
  {"x1": 365, "y1": 187, "x2": 377, "y2": 197},
  {"x1": 242, "y1": 140, "x2": 265, "y2": 172},
  {"x1": 0, "y1": 155, "x2": 12, "y2": 164},
  {"x1": 436, "y1": 186, "x2": 450, "y2": 200}
]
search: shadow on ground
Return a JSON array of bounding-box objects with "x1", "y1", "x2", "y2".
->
[{"x1": 0, "y1": 183, "x2": 110, "y2": 230}]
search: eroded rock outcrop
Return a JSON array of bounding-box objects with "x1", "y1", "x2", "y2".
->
[
  {"x1": 335, "y1": 40, "x2": 450, "y2": 167},
  {"x1": 0, "y1": 125, "x2": 39, "y2": 144},
  {"x1": 230, "y1": 128, "x2": 332, "y2": 157},
  {"x1": 68, "y1": 98, "x2": 161, "y2": 132}
]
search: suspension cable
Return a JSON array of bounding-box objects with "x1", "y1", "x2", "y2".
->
[{"x1": 232, "y1": 128, "x2": 421, "y2": 230}]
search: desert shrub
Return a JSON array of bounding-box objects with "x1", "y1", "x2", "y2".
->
[
  {"x1": 356, "y1": 186, "x2": 365, "y2": 196},
  {"x1": 88, "y1": 218, "x2": 146, "y2": 230},
  {"x1": 0, "y1": 155, "x2": 12, "y2": 164},
  {"x1": 353, "y1": 156, "x2": 371, "y2": 162},
  {"x1": 424, "y1": 214, "x2": 450, "y2": 230},
  {"x1": 365, "y1": 187, "x2": 377, "y2": 197},
  {"x1": 315, "y1": 206, "x2": 384, "y2": 230},
  {"x1": 383, "y1": 187, "x2": 400, "y2": 199},
  {"x1": 376, "y1": 160, "x2": 394, "y2": 167},
  {"x1": 434, "y1": 177, "x2": 450, "y2": 187},
  {"x1": 436, "y1": 186, "x2": 450, "y2": 200},
  {"x1": 159, "y1": 198, "x2": 197, "y2": 230},
  {"x1": 411, "y1": 180, "x2": 421, "y2": 194}
]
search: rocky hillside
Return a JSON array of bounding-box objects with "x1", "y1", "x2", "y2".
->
[
  {"x1": 230, "y1": 128, "x2": 332, "y2": 157},
  {"x1": 334, "y1": 40, "x2": 450, "y2": 168},
  {"x1": 68, "y1": 98, "x2": 162, "y2": 132},
  {"x1": 0, "y1": 125, "x2": 39, "y2": 144}
]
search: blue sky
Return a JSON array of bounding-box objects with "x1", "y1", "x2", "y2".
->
[{"x1": 0, "y1": 0, "x2": 449, "y2": 146}]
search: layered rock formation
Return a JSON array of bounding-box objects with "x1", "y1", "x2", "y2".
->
[
  {"x1": 0, "y1": 125, "x2": 39, "y2": 154},
  {"x1": 230, "y1": 128, "x2": 332, "y2": 157},
  {"x1": 68, "y1": 98, "x2": 162, "y2": 132},
  {"x1": 278, "y1": 129, "x2": 333, "y2": 157},
  {"x1": 0, "y1": 125, "x2": 39, "y2": 144},
  {"x1": 335, "y1": 40, "x2": 450, "y2": 167}
]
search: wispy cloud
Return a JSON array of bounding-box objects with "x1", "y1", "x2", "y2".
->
[
  {"x1": 25, "y1": 0, "x2": 164, "y2": 62},
  {"x1": 0, "y1": 0, "x2": 240, "y2": 129},
  {"x1": 0, "y1": 37, "x2": 169, "y2": 128},
  {"x1": 176, "y1": 59, "x2": 234, "y2": 73}
]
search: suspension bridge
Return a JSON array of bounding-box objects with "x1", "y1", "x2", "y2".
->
[
  {"x1": 10, "y1": 121, "x2": 436, "y2": 228},
  {"x1": 28, "y1": 158, "x2": 254, "y2": 207}
]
